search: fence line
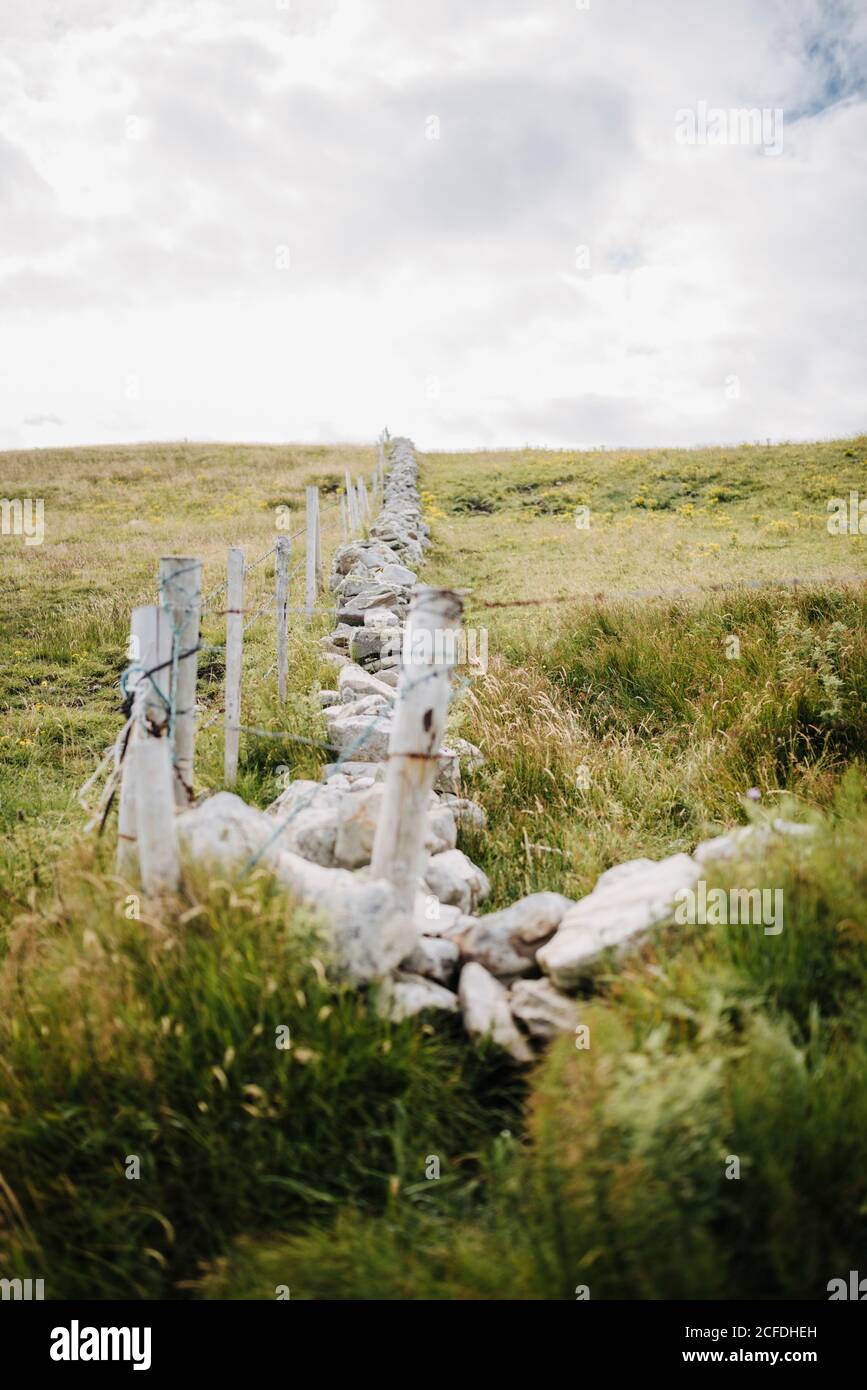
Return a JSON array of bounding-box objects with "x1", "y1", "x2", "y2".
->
[{"x1": 83, "y1": 433, "x2": 392, "y2": 892}]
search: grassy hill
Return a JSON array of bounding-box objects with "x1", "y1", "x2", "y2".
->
[{"x1": 1, "y1": 435, "x2": 866, "y2": 1299}]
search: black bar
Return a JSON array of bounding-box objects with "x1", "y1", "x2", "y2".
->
[{"x1": 2, "y1": 1298, "x2": 861, "y2": 1375}]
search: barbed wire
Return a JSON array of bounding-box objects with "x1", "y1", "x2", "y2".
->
[
  {"x1": 243, "y1": 598, "x2": 273, "y2": 633},
  {"x1": 245, "y1": 542, "x2": 277, "y2": 572},
  {"x1": 74, "y1": 441, "x2": 413, "y2": 826}
]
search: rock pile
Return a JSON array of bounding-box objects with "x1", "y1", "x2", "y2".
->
[{"x1": 176, "y1": 437, "x2": 812, "y2": 1063}]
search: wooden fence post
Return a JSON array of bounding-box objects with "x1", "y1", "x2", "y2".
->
[
  {"x1": 224, "y1": 548, "x2": 244, "y2": 787},
  {"x1": 134, "y1": 735, "x2": 182, "y2": 895},
  {"x1": 377, "y1": 433, "x2": 386, "y2": 489},
  {"x1": 116, "y1": 737, "x2": 140, "y2": 880},
  {"x1": 117, "y1": 604, "x2": 172, "y2": 878},
  {"x1": 159, "y1": 555, "x2": 202, "y2": 806},
  {"x1": 340, "y1": 492, "x2": 348, "y2": 544},
  {"x1": 344, "y1": 470, "x2": 358, "y2": 535},
  {"x1": 305, "y1": 486, "x2": 318, "y2": 617},
  {"x1": 370, "y1": 586, "x2": 464, "y2": 914},
  {"x1": 314, "y1": 487, "x2": 323, "y2": 589},
  {"x1": 275, "y1": 535, "x2": 291, "y2": 703}
]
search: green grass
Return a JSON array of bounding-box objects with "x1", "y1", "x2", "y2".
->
[
  {"x1": 201, "y1": 779, "x2": 867, "y2": 1300},
  {"x1": 420, "y1": 436, "x2": 867, "y2": 655},
  {"x1": 0, "y1": 872, "x2": 521, "y2": 1298},
  {"x1": 445, "y1": 584, "x2": 867, "y2": 907},
  {"x1": 1, "y1": 434, "x2": 866, "y2": 1299},
  {"x1": 0, "y1": 441, "x2": 371, "y2": 902}
]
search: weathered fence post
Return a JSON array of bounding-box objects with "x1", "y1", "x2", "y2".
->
[
  {"x1": 133, "y1": 735, "x2": 182, "y2": 895},
  {"x1": 314, "y1": 488, "x2": 323, "y2": 589},
  {"x1": 371, "y1": 587, "x2": 464, "y2": 914},
  {"x1": 340, "y1": 492, "x2": 348, "y2": 544},
  {"x1": 344, "y1": 469, "x2": 358, "y2": 535},
  {"x1": 305, "y1": 486, "x2": 318, "y2": 617},
  {"x1": 117, "y1": 604, "x2": 172, "y2": 878},
  {"x1": 159, "y1": 555, "x2": 202, "y2": 806},
  {"x1": 117, "y1": 746, "x2": 140, "y2": 880},
  {"x1": 358, "y1": 477, "x2": 369, "y2": 523},
  {"x1": 275, "y1": 535, "x2": 291, "y2": 703},
  {"x1": 224, "y1": 547, "x2": 244, "y2": 787}
]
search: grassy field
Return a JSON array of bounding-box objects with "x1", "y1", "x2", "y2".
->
[
  {"x1": 0, "y1": 442, "x2": 372, "y2": 903},
  {"x1": 1, "y1": 434, "x2": 866, "y2": 1299},
  {"x1": 421, "y1": 436, "x2": 867, "y2": 632}
]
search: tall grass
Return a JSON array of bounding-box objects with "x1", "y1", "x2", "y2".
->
[
  {"x1": 202, "y1": 779, "x2": 867, "y2": 1299},
  {"x1": 0, "y1": 870, "x2": 522, "y2": 1298},
  {"x1": 452, "y1": 586, "x2": 867, "y2": 907}
]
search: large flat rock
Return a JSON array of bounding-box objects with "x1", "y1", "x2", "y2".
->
[{"x1": 537, "y1": 853, "x2": 700, "y2": 989}]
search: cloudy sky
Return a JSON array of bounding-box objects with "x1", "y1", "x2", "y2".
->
[{"x1": 1, "y1": 0, "x2": 865, "y2": 452}]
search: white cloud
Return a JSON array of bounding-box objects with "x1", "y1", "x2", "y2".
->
[{"x1": 0, "y1": 0, "x2": 864, "y2": 451}]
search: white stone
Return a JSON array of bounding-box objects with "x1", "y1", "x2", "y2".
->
[
  {"x1": 364, "y1": 607, "x2": 406, "y2": 629},
  {"x1": 376, "y1": 973, "x2": 459, "y2": 1022},
  {"x1": 325, "y1": 760, "x2": 386, "y2": 783},
  {"x1": 451, "y1": 737, "x2": 484, "y2": 772},
  {"x1": 424, "y1": 848, "x2": 490, "y2": 914},
  {"x1": 333, "y1": 783, "x2": 383, "y2": 869},
  {"x1": 411, "y1": 893, "x2": 464, "y2": 935},
  {"x1": 274, "y1": 851, "x2": 415, "y2": 983},
  {"x1": 439, "y1": 794, "x2": 487, "y2": 830},
  {"x1": 434, "y1": 740, "x2": 484, "y2": 795},
  {"x1": 325, "y1": 773, "x2": 353, "y2": 793},
  {"x1": 331, "y1": 542, "x2": 399, "y2": 580},
  {"x1": 325, "y1": 713, "x2": 392, "y2": 762},
  {"x1": 175, "y1": 792, "x2": 277, "y2": 873},
  {"x1": 375, "y1": 562, "x2": 417, "y2": 587},
  {"x1": 694, "y1": 819, "x2": 816, "y2": 866},
  {"x1": 267, "y1": 778, "x2": 342, "y2": 819},
  {"x1": 325, "y1": 693, "x2": 390, "y2": 722},
  {"x1": 426, "y1": 802, "x2": 458, "y2": 856},
  {"x1": 337, "y1": 664, "x2": 396, "y2": 702},
  {"x1": 537, "y1": 852, "x2": 700, "y2": 989},
  {"x1": 401, "y1": 934, "x2": 460, "y2": 986},
  {"x1": 458, "y1": 962, "x2": 532, "y2": 1063},
  {"x1": 340, "y1": 588, "x2": 404, "y2": 620},
  {"x1": 451, "y1": 891, "x2": 575, "y2": 979},
  {"x1": 509, "y1": 978, "x2": 580, "y2": 1041},
  {"x1": 287, "y1": 807, "x2": 338, "y2": 866}
]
